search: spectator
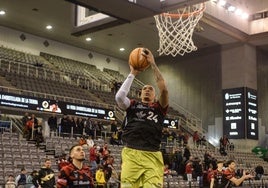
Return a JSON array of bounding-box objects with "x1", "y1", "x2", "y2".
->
[
  {"x1": 33, "y1": 158, "x2": 55, "y2": 188},
  {"x1": 204, "y1": 151, "x2": 211, "y2": 171},
  {"x1": 71, "y1": 116, "x2": 80, "y2": 138},
  {"x1": 35, "y1": 123, "x2": 44, "y2": 147},
  {"x1": 110, "y1": 131, "x2": 120, "y2": 146},
  {"x1": 5, "y1": 175, "x2": 16, "y2": 188},
  {"x1": 110, "y1": 120, "x2": 118, "y2": 133},
  {"x1": 173, "y1": 148, "x2": 183, "y2": 175},
  {"x1": 79, "y1": 135, "x2": 87, "y2": 147},
  {"x1": 26, "y1": 170, "x2": 38, "y2": 188},
  {"x1": 95, "y1": 165, "x2": 106, "y2": 188},
  {"x1": 192, "y1": 157, "x2": 203, "y2": 187},
  {"x1": 219, "y1": 135, "x2": 230, "y2": 150},
  {"x1": 103, "y1": 156, "x2": 119, "y2": 188},
  {"x1": 86, "y1": 135, "x2": 94, "y2": 148},
  {"x1": 183, "y1": 145, "x2": 191, "y2": 161},
  {"x1": 193, "y1": 131, "x2": 200, "y2": 148},
  {"x1": 255, "y1": 164, "x2": 264, "y2": 180},
  {"x1": 185, "y1": 161, "x2": 193, "y2": 182},
  {"x1": 183, "y1": 133, "x2": 190, "y2": 146},
  {"x1": 164, "y1": 164, "x2": 171, "y2": 176},
  {"x1": 89, "y1": 144, "x2": 99, "y2": 176},
  {"x1": 199, "y1": 135, "x2": 207, "y2": 148},
  {"x1": 229, "y1": 143, "x2": 235, "y2": 151},
  {"x1": 219, "y1": 144, "x2": 227, "y2": 156},
  {"x1": 57, "y1": 153, "x2": 69, "y2": 171},
  {"x1": 47, "y1": 113, "x2": 57, "y2": 137},
  {"x1": 15, "y1": 168, "x2": 27, "y2": 187},
  {"x1": 117, "y1": 127, "x2": 123, "y2": 145},
  {"x1": 60, "y1": 114, "x2": 71, "y2": 137},
  {"x1": 22, "y1": 112, "x2": 30, "y2": 138}
]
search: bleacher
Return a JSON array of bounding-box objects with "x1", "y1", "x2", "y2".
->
[{"x1": 1, "y1": 45, "x2": 268, "y2": 187}]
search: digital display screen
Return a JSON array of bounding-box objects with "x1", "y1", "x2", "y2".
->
[
  {"x1": 0, "y1": 92, "x2": 115, "y2": 120},
  {"x1": 163, "y1": 118, "x2": 179, "y2": 129},
  {"x1": 246, "y1": 88, "x2": 258, "y2": 139},
  {"x1": 222, "y1": 87, "x2": 245, "y2": 139}
]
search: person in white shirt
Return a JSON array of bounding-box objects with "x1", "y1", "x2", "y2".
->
[{"x1": 86, "y1": 135, "x2": 94, "y2": 148}]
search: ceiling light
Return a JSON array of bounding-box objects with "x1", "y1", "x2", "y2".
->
[
  {"x1": 0, "y1": 10, "x2": 6, "y2": 15},
  {"x1": 227, "y1": 6, "x2": 236, "y2": 12},
  {"x1": 219, "y1": 0, "x2": 226, "y2": 6},
  {"x1": 119, "y1": 48, "x2": 125, "y2": 51},
  {"x1": 241, "y1": 12, "x2": 249, "y2": 19},
  {"x1": 235, "y1": 9, "x2": 242, "y2": 16},
  {"x1": 46, "y1": 25, "x2": 53, "y2": 30},
  {"x1": 86, "y1": 37, "x2": 92, "y2": 41}
]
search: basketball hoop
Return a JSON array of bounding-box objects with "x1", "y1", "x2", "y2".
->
[{"x1": 154, "y1": 3, "x2": 205, "y2": 57}]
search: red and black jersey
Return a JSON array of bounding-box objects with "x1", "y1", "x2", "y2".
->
[
  {"x1": 222, "y1": 168, "x2": 235, "y2": 188},
  {"x1": 122, "y1": 100, "x2": 168, "y2": 151},
  {"x1": 57, "y1": 163, "x2": 93, "y2": 188},
  {"x1": 211, "y1": 169, "x2": 225, "y2": 188}
]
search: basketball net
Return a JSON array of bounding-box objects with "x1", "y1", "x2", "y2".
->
[{"x1": 154, "y1": 3, "x2": 205, "y2": 57}]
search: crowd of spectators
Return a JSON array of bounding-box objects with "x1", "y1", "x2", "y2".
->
[{"x1": 1, "y1": 113, "x2": 266, "y2": 188}]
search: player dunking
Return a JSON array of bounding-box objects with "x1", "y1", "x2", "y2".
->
[{"x1": 115, "y1": 48, "x2": 169, "y2": 188}]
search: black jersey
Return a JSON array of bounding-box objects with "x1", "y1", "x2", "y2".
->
[
  {"x1": 122, "y1": 100, "x2": 168, "y2": 151},
  {"x1": 211, "y1": 169, "x2": 224, "y2": 188}
]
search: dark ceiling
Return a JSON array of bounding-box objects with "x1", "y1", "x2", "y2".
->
[{"x1": 0, "y1": 0, "x2": 268, "y2": 60}]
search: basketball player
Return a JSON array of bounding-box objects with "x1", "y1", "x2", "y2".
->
[
  {"x1": 57, "y1": 145, "x2": 93, "y2": 188},
  {"x1": 115, "y1": 48, "x2": 169, "y2": 188},
  {"x1": 222, "y1": 160, "x2": 254, "y2": 188},
  {"x1": 210, "y1": 161, "x2": 224, "y2": 188}
]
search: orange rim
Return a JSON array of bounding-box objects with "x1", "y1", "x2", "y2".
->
[{"x1": 162, "y1": 3, "x2": 205, "y2": 18}]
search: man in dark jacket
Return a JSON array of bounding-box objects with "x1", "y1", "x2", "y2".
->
[
  {"x1": 33, "y1": 159, "x2": 55, "y2": 188},
  {"x1": 48, "y1": 113, "x2": 57, "y2": 137},
  {"x1": 255, "y1": 164, "x2": 264, "y2": 180}
]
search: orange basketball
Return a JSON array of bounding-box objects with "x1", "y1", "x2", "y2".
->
[{"x1": 129, "y1": 48, "x2": 150, "y2": 71}]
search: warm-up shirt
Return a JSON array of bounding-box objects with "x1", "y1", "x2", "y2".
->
[{"x1": 122, "y1": 100, "x2": 168, "y2": 151}]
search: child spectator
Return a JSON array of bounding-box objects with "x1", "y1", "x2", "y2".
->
[
  {"x1": 95, "y1": 165, "x2": 106, "y2": 188},
  {"x1": 5, "y1": 175, "x2": 16, "y2": 188}
]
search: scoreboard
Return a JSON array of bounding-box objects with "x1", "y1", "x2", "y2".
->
[{"x1": 222, "y1": 87, "x2": 258, "y2": 140}]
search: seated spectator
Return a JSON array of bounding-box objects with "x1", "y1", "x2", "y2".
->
[
  {"x1": 110, "y1": 131, "x2": 121, "y2": 146},
  {"x1": 199, "y1": 136, "x2": 207, "y2": 148},
  {"x1": 164, "y1": 164, "x2": 171, "y2": 176},
  {"x1": 229, "y1": 143, "x2": 235, "y2": 151},
  {"x1": 219, "y1": 135, "x2": 230, "y2": 150},
  {"x1": 5, "y1": 175, "x2": 16, "y2": 188},
  {"x1": 95, "y1": 165, "x2": 106, "y2": 188},
  {"x1": 57, "y1": 153, "x2": 70, "y2": 171},
  {"x1": 192, "y1": 131, "x2": 200, "y2": 148},
  {"x1": 86, "y1": 135, "x2": 94, "y2": 148},
  {"x1": 103, "y1": 156, "x2": 119, "y2": 188},
  {"x1": 255, "y1": 164, "x2": 264, "y2": 180},
  {"x1": 15, "y1": 168, "x2": 27, "y2": 187},
  {"x1": 26, "y1": 170, "x2": 38, "y2": 188},
  {"x1": 78, "y1": 136, "x2": 87, "y2": 147},
  {"x1": 219, "y1": 144, "x2": 227, "y2": 156}
]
